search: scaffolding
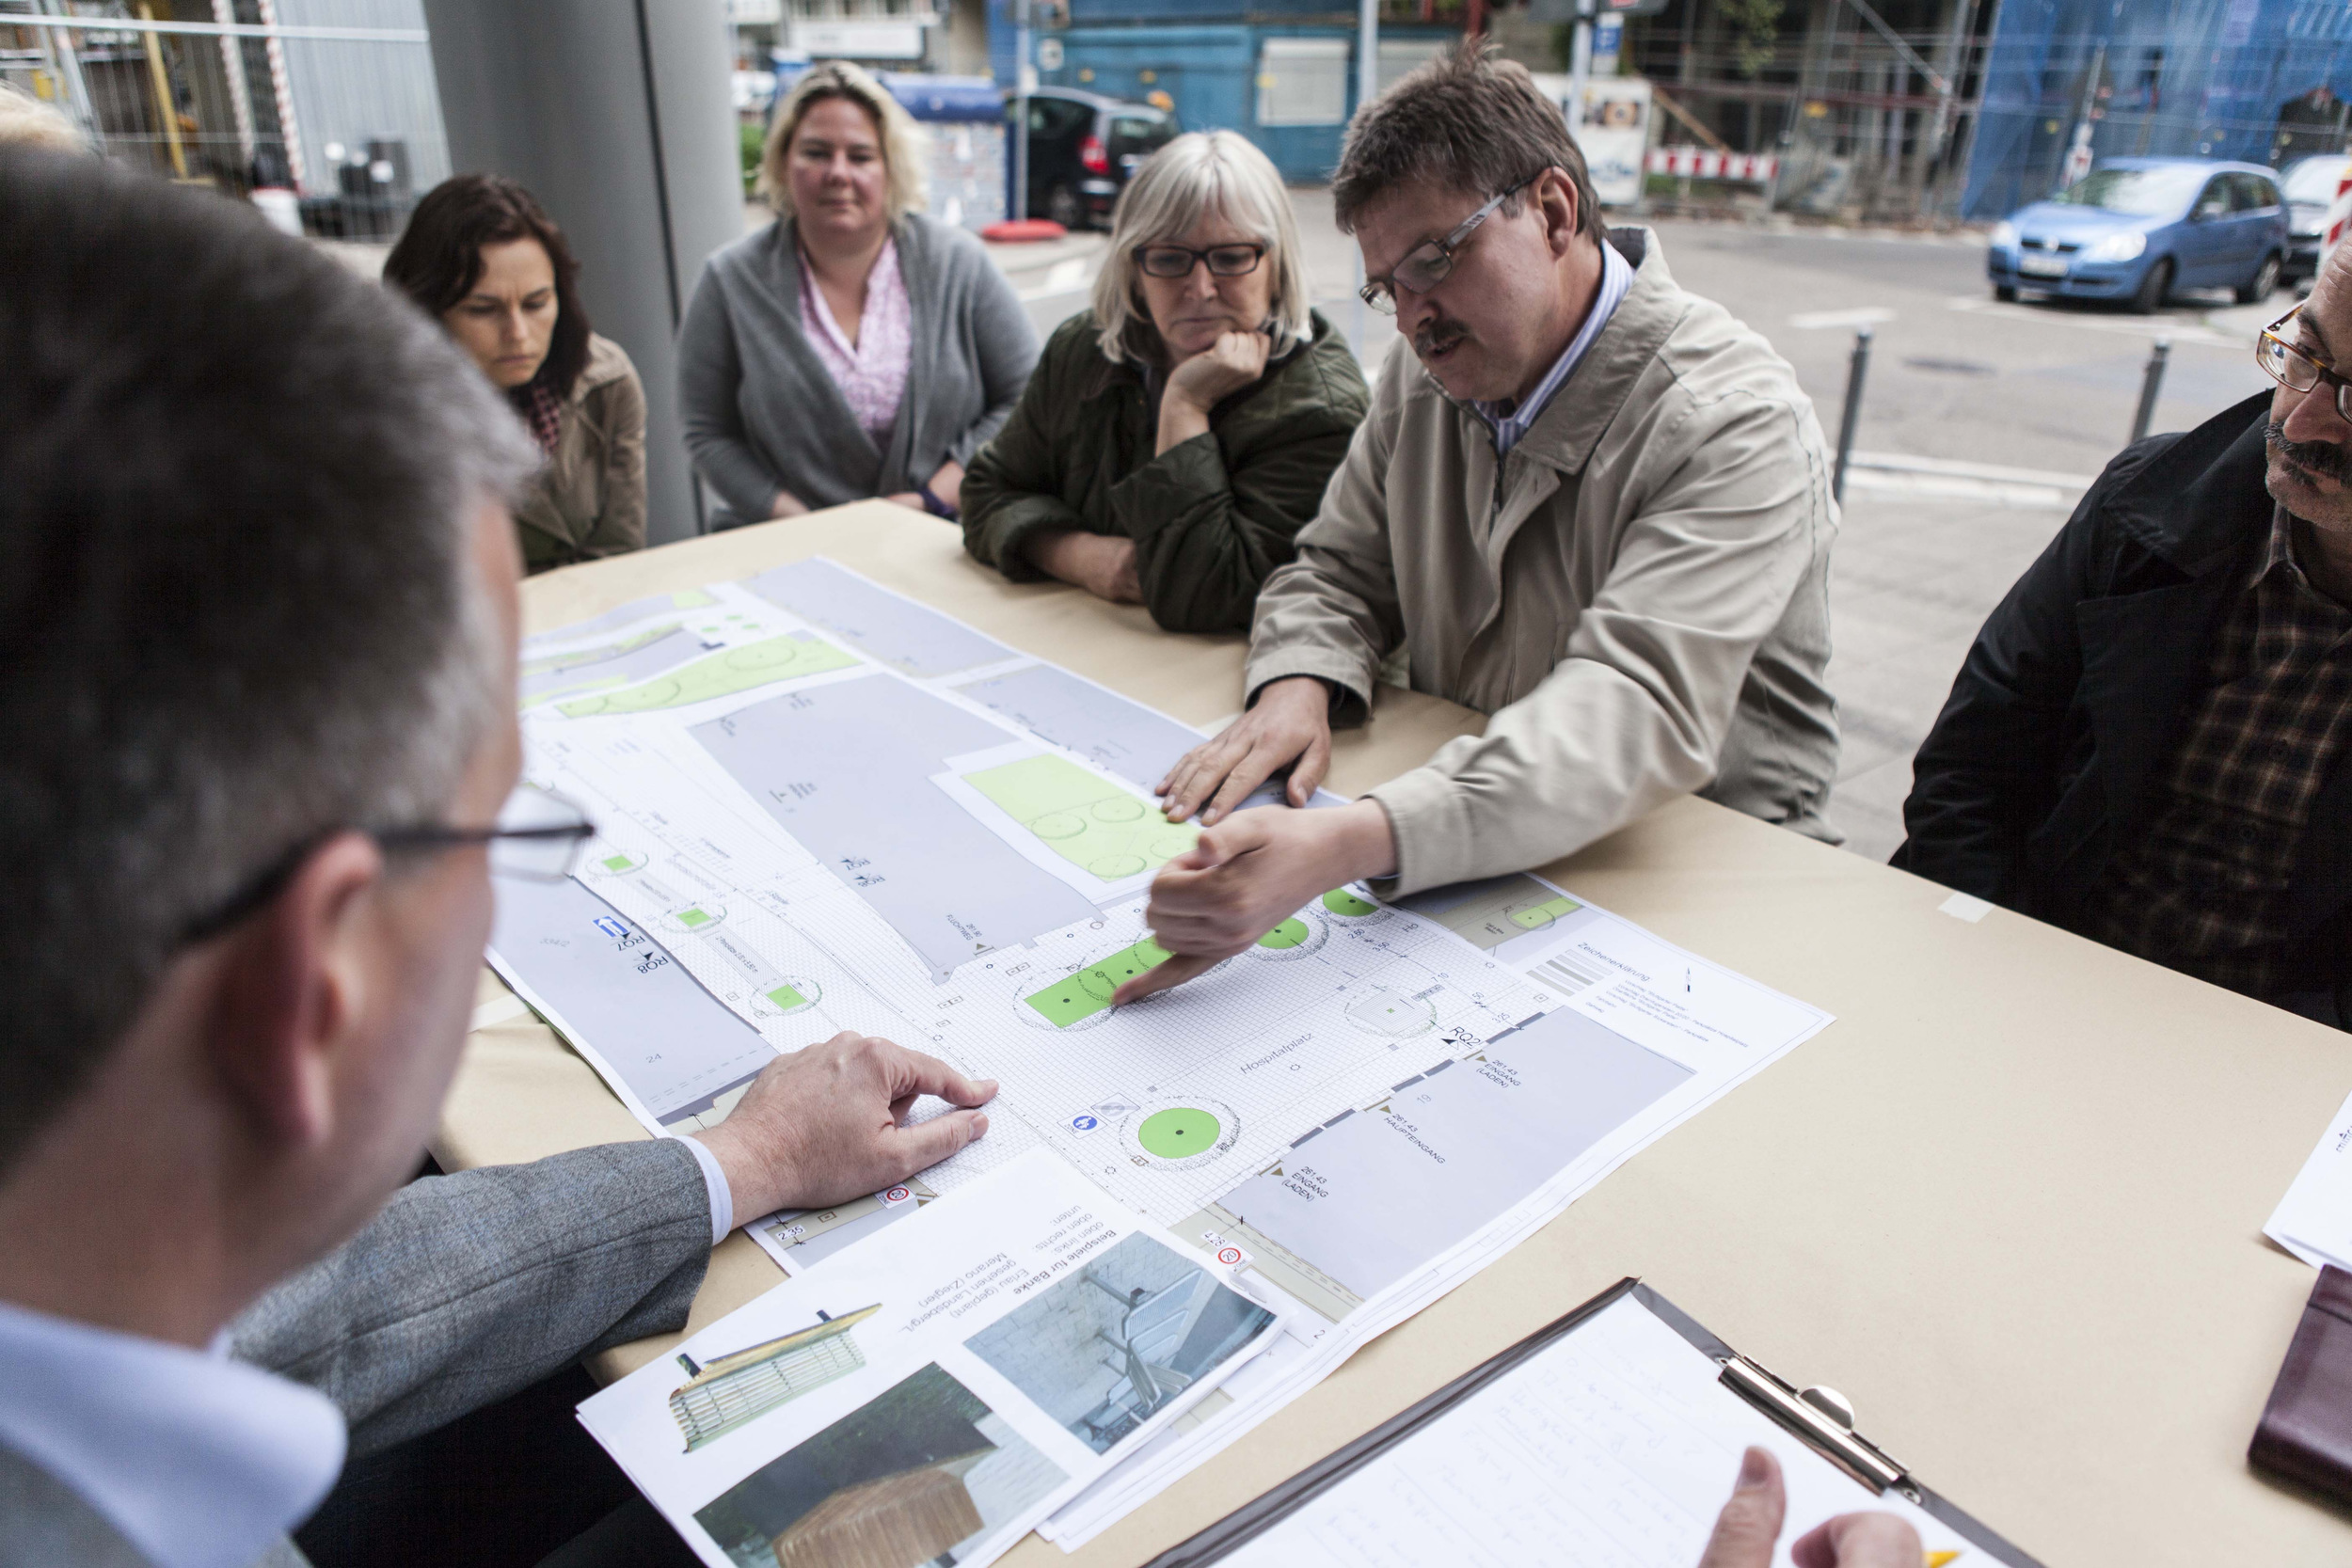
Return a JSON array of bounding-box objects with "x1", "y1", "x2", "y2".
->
[
  {"x1": 0, "y1": 0, "x2": 447, "y2": 234},
  {"x1": 1623, "y1": 0, "x2": 1997, "y2": 224},
  {"x1": 1613, "y1": 0, "x2": 2352, "y2": 224}
]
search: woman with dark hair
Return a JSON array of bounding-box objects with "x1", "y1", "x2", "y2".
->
[{"x1": 384, "y1": 174, "x2": 646, "y2": 571}]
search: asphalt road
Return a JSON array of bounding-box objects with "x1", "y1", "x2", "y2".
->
[{"x1": 1646, "y1": 218, "x2": 2278, "y2": 478}]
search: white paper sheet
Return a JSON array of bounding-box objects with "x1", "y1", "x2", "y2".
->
[
  {"x1": 2265, "y1": 1084, "x2": 2352, "y2": 1270},
  {"x1": 1219, "y1": 1293, "x2": 1977, "y2": 1568},
  {"x1": 577, "y1": 1150, "x2": 1287, "y2": 1568}
]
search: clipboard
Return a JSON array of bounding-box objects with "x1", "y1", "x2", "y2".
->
[{"x1": 1144, "y1": 1277, "x2": 2042, "y2": 1567}]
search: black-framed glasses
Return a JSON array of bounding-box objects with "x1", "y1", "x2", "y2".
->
[
  {"x1": 1135, "y1": 241, "x2": 1266, "y2": 280},
  {"x1": 1359, "y1": 177, "x2": 1535, "y2": 316},
  {"x1": 178, "y1": 784, "x2": 596, "y2": 946},
  {"x1": 2257, "y1": 303, "x2": 2352, "y2": 421}
]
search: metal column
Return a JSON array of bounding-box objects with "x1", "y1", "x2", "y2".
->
[{"x1": 420, "y1": 0, "x2": 740, "y2": 544}]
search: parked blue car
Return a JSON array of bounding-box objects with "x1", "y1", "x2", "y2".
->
[{"x1": 1985, "y1": 157, "x2": 2290, "y2": 313}]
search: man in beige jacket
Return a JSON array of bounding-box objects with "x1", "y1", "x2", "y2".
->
[{"x1": 1120, "y1": 46, "x2": 1839, "y2": 1003}]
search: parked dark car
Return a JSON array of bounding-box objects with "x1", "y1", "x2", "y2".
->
[
  {"x1": 1010, "y1": 87, "x2": 1179, "y2": 230},
  {"x1": 1985, "y1": 157, "x2": 2290, "y2": 312},
  {"x1": 2280, "y1": 153, "x2": 2345, "y2": 284}
]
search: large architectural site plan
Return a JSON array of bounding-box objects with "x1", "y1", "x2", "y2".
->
[{"x1": 489, "y1": 560, "x2": 1834, "y2": 1549}]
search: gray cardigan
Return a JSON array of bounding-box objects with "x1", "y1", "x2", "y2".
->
[{"x1": 678, "y1": 213, "x2": 1040, "y2": 525}]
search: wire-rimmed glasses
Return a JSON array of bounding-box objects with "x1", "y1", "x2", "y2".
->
[
  {"x1": 178, "y1": 783, "x2": 597, "y2": 945},
  {"x1": 2257, "y1": 302, "x2": 2352, "y2": 421},
  {"x1": 1357, "y1": 177, "x2": 1535, "y2": 316}
]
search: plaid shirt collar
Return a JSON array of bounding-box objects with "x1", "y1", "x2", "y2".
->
[{"x1": 2081, "y1": 500, "x2": 2352, "y2": 1001}]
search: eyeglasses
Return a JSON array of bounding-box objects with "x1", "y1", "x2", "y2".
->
[
  {"x1": 178, "y1": 783, "x2": 597, "y2": 946},
  {"x1": 2257, "y1": 303, "x2": 2352, "y2": 421},
  {"x1": 1358, "y1": 177, "x2": 1534, "y2": 316},
  {"x1": 1135, "y1": 241, "x2": 1266, "y2": 279}
]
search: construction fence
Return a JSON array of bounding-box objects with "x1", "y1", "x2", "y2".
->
[{"x1": 1617, "y1": 0, "x2": 2352, "y2": 226}]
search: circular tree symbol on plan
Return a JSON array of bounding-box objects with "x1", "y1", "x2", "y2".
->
[
  {"x1": 1320, "y1": 887, "x2": 1386, "y2": 921},
  {"x1": 1248, "y1": 910, "x2": 1327, "y2": 960},
  {"x1": 1122, "y1": 1099, "x2": 1241, "y2": 1170}
]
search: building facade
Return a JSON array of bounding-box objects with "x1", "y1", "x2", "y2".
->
[{"x1": 1963, "y1": 0, "x2": 2352, "y2": 219}]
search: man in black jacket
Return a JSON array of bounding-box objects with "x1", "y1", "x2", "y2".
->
[{"x1": 1897, "y1": 245, "x2": 2352, "y2": 1029}]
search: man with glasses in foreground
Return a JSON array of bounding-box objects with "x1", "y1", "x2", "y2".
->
[
  {"x1": 0, "y1": 150, "x2": 993, "y2": 1564},
  {"x1": 1897, "y1": 245, "x2": 2352, "y2": 1027},
  {"x1": 1120, "y1": 45, "x2": 1840, "y2": 1003}
]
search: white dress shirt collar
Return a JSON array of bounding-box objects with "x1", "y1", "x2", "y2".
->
[
  {"x1": 1470, "y1": 235, "x2": 1635, "y2": 457},
  {"x1": 0, "y1": 1298, "x2": 345, "y2": 1568}
]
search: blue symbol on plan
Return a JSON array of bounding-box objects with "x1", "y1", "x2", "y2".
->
[
  {"x1": 1071, "y1": 1115, "x2": 1099, "y2": 1132},
  {"x1": 593, "y1": 916, "x2": 629, "y2": 939}
]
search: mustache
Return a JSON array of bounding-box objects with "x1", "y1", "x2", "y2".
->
[
  {"x1": 2268, "y1": 420, "x2": 2352, "y2": 483},
  {"x1": 1413, "y1": 316, "x2": 1469, "y2": 358}
]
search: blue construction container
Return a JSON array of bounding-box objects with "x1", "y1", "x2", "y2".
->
[{"x1": 988, "y1": 0, "x2": 1454, "y2": 182}]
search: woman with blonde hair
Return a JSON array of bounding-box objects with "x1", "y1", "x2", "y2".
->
[
  {"x1": 961, "y1": 130, "x2": 1366, "y2": 633},
  {"x1": 679, "y1": 60, "x2": 1038, "y2": 527}
]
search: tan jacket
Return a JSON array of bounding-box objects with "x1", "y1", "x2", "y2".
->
[
  {"x1": 1247, "y1": 229, "x2": 1839, "y2": 896},
  {"x1": 514, "y1": 332, "x2": 647, "y2": 574}
]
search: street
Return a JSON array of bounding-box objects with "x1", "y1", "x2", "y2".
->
[{"x1": 993, "y1": 201, "x2": 2282, "y2": 859}]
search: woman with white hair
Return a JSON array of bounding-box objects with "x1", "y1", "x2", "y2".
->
[
  {"x1": 961, "y1": 130, "x2": 1367, "y2": 633},
  {"x1": 679, "y1": 61, "x2": 1039, "y2": 527}
]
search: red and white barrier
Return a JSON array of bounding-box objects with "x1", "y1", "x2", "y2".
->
[
  {"x1": 2327, "y1": 159, "x2": 2352, "y2": 271},
  {"x1": 1645, "y1": 148, "x2": 1779, "y2": 182}
]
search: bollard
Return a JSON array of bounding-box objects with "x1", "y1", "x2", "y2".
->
[
  {"x1": 2130, "y1": 339, "x2": 2171, "y2": 444},
  {"x1": 1832, "y1": 327, "x2": 1873, "y2": 506}
]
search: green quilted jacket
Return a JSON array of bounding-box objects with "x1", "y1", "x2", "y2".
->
[{"x1": 960, "y1": 308, "x2": 1368, "y2": 634}]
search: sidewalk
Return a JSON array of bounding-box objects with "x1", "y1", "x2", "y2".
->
[{"x1": 1822, "y1": 488, "x2": 2072, "y2": 860}]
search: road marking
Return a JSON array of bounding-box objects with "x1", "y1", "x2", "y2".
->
[
  {"x1": 1838, "y1": 451, "x2": 2094, "y2": 510},
  {"x1": 1844, "y1": 468, "x2": 2075, "y2": 509},
  {"x1": 1789, "y1": 306, "x2": 1896, "y2": 329},
  {"x1": 1848, "y1": 451, "x2": 2098, "y2": 489},
  {"x1": 1945, "y1": 294, "x2": 2238, "y2": 347},
  {"x1": 1016, "y1": 257, "x2": 1090, "y2": 301}
]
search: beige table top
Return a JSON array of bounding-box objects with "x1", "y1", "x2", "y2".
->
[{"x1": 443, "y1": 501, "x2": 2352, "y2": 1568}]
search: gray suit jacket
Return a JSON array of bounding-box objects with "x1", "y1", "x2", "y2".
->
[
  {"x1": 676, "y1": 212, "x2": 1040, "y2": 526},
  {"x1": 0, "y1": 1139, "x2": 711, "y2": 1567}
]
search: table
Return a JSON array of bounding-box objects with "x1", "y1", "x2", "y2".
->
[{"x1": 440, "y1": 501, "x2": 2352, "y2": 1567}]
